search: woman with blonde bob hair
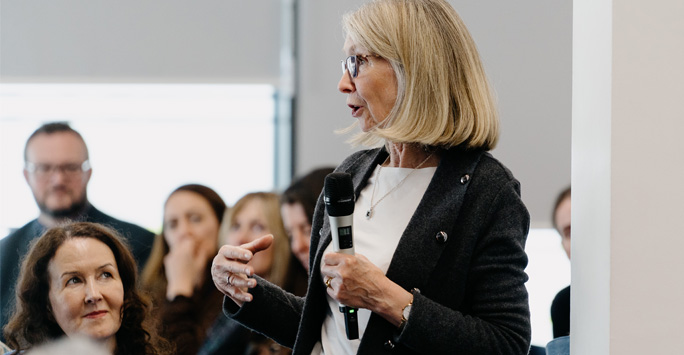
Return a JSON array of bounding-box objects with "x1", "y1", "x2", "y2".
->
[
  {"x1": 212, "y1": 1, "x2": 531, "y2": 354},
  {"x1": 344, "y1": 0, "x2": 499, "y2": 150}
]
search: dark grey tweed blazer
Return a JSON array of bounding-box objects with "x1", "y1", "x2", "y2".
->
[{"x1": 225, "y1": 146, "x2": 531, "y2": 354}]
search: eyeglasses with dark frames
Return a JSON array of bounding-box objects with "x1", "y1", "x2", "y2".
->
[{"x1": 340, "y1": 54, "x2": 380, "y2": 79}]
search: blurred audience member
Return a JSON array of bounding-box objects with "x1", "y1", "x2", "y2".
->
[
  {"x1": 551, "y1": 186, "x2": 571, "y2": 338},
  {"x1": 141, "y1": 184, "x2": 227, "y2": 355},
  {"x1": 3, "y1": 222, "x2": 170, "y2": 355},
  {"x1": 23, "y1": 336, "x2": 110, "y2": 355},
  {"x1": 202, "y1": 192, "x2": 303, "y2": 355},
  {"x1": 0, "y1": 340, "x2": 9, "y2": 354},
  {"x1": 281, "y1": 167, "x2": 335, "y2": 273},
  {"x1": 1, "y1": 122, "x2": 155, "y2": 335}
]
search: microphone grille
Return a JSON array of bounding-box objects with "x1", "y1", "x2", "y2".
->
[
  {"x1": 324, "y1": 172, "x2": 354, "y2": 216},
  {"x1": 324, "y1": 172, "x2": 353, "y2": 200}
]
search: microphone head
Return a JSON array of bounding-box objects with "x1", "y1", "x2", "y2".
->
[{"x1": 324, "y1": 172, "x2": 355, "y2": 216}]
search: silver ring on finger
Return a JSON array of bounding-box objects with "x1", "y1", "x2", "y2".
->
[{"x1": 226, "y1": 275, "x2": 232, "y2": 285}]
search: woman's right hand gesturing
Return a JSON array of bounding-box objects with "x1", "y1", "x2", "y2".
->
[{"x1": 211, "y1": 234, "x2": 274, "y2": 306}]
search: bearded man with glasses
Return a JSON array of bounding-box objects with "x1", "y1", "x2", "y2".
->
[{"x1": 0, "y1": 122, "x2": 155, "y2": 340}]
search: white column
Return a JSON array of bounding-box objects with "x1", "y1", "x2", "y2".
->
[{"x1": 573, "y1": 0, "x2": 684, "y2": 353}]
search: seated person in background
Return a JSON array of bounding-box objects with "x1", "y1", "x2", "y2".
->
[
  {"x1": 280, "y1": 167, "x2": 335, "y2": 273},
  {"x1": 551, "y1": 186, "x2": 571, "y2": 338},
  {"x1": 1, "y1": 122, "x2": 155, "y2": 335},
  {"x1": 141, "y1": 184, "x2": 227, "y2": 355},
  {"x1": 2, "y1": 222, "x2": 170, "y2": 355},
  {"x1": 17, "y1": 337, "x2": 110, "y2": 355},
  {"x1": 202, "y1": 192, "x2": 304, "y2": 355}
]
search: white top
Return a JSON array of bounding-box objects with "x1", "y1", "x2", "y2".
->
[{"x1": 315, "y1": 164, "x2": 436, "y2": 355}]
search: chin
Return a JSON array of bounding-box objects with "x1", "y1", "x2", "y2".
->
[
  {"x1": 86, "y1": 327, "x2": 119, "y2": 341},
  {"x1": 41, "y1": 199, "x2": 86, "y2": 218}
]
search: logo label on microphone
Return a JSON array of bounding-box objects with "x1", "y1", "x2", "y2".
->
[{"x1": 337, "y1": 226, "x2": 353, "y2": 249}]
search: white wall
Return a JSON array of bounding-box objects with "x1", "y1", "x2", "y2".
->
[{"x1": 295, "y1": 0, "x2": 572, "y2": 227}]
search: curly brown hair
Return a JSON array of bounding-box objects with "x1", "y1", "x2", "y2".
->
[{"x1": 3, "y1": 222, "x2": 171, "y2": 354}]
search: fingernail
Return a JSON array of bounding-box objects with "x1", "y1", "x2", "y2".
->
[
  {"x1": 245, "y1": 268, "x2": 251, "y2": 276},
  {"x1": 244, "y1": 253, "x2": 250, "y2": 259}
]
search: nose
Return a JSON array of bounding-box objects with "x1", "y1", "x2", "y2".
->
[
  {"x1": 48, "y1": 168, "x2": 69, "y2": 184},
  {"x1": 85, "y1": 282, "x2": 103, "y2": 304},
  {"x1": 338, "y1": 70, "x2": 354, "y2": 94},
  {"x1": 229, "y1": 227, "x2": 251, "y2": 246},
  {"x1": 176, "y1": 219, "x2": 192, "y2": 238}
]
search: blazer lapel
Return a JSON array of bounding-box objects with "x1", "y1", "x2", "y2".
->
[
  {"x1": 384, "y1": 148, "x2": 484, "y2": 291},
  {"x1": 312, "y1": 148, "x2": 388, "y2": 271}
]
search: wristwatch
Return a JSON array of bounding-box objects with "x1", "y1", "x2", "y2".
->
[{"x1": 399, "y1": 297, "x2": 413, "y2": 329}]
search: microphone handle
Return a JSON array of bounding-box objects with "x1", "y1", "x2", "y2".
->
[
  {"x1": 329, "y1": 215, "x2": 355, "y2": 254},
  {"x1": 328, "y1": 215, "x2": 358, "y2": 339}
]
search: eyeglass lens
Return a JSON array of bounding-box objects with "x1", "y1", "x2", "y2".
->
[
  {"x1": 27, "y1": 162, "x2": 89, "y2": 178},
  {"x1": 341, "y1": 55, "x2": 357, "y2": 78}
]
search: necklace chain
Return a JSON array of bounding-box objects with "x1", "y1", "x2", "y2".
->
[{"x1": 366, "y1": 152, "x2": 434, "y2": 220}]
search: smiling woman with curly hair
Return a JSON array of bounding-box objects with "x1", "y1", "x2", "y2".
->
[{"x1": 3, "y1": 222, "x2": 171, "y2": 355}]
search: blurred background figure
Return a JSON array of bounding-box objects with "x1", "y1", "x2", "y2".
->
[
  {"x1": 551, "y1": 186, "x2": 571, "y2": 338},
  {"x1": 23, "y1": 336, "x2": 110, "y2": 355},
  {"x1": 3, "y1": 222, "x2": 169, "y2": 355},
  {"x1": 201, "y1": 192, "x2": 305, "y2": 355},
  {"x1": 141, "y1": 184, "x2": 227, "y2": 355},
  {"x1": 223, "y1": 192, "x2": 301, "y2": 292},
  {"x1": 1, "y1": 122, "x2": 155, "y2": 337},
  {"x1": 280, "y1": 167, "x2": 335, "y2": 273}
]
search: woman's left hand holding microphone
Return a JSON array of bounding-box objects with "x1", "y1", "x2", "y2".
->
[
  {"x1": 321, "y1": 252, "x2": 412, "y2": 327},
  {"x1": 211, "y1": 234, "x2": 274, "y2": 306}
]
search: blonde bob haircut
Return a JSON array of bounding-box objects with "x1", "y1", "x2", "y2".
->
[{"x1": 342, "y1": 0, "x2": 499, "y2": 150}]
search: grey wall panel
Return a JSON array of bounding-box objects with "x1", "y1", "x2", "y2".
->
[{"x1": 0, "y1": 0, "x2": 281, "y2": 82}]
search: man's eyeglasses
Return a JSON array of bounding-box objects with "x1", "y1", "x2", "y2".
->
[
  {"x1": 341, "y1": 54, "x2": 378, "y2": 79},
  {"x1": 25, "y1": 160, "x2": 91, "y2": 179}
]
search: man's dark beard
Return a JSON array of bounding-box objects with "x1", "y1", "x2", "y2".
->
[{"x1": 39, "y1": 199, "x2": 89, "y2": 220}]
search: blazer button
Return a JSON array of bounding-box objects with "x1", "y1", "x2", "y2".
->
[
  {"x1": 460, "y1": 174, "x2": 470, "y2": 184},
  {"x1": 383, "y1": 340, "x2": 395, "y2": 350},
  {"x1": 436, "y1": 231, "x2": 448, "y2": 243}
]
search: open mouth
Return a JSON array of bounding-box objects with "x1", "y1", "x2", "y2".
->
[{"x1": 349, "y1": 104, "x2": 362, "y2": 117}]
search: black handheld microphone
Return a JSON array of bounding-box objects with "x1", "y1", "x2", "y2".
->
[{"x1": 324, "y1": 172, "x2": 359, "y2": 340}]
